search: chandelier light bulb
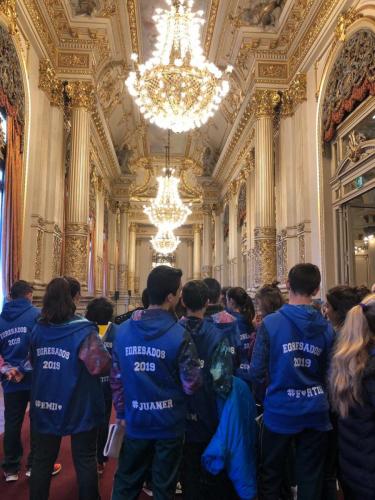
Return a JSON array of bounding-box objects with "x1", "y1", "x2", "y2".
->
[
  {"x1": 151, "y1": 229, "x2": 181, "y2": 255},
  {"x1": 125, "y1": 0, "x2": 231, "y2": 133}
]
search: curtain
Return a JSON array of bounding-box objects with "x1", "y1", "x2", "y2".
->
[{"x1": 0, "y1": 88, "x2": 22, "y2": 295}]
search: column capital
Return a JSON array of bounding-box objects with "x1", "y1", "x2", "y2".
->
[
  {"x1": 65, "y1": 81, "x2": 95, "y2": 110},
  {"x1": 119, "y1": 202, "x2": 130, "y2": 214},
  {"x1": 253, "y1": 89, "x2": 280, "y2": 118},
  {"x1": 39, "y1": 59, "x2": 64, "y2": 107},
  {"x1": 202, "y1": 203, "x2": 213, "y2": 216},
  {"x1": 281, "y1": 73, "x2": 307, "y2": 118},
  {"x1": 213, "y1": 202, "x2": 223, "y2": 217},
  {"x1": 193, "y1": 224, "x2": 202, "y2": 234},
  {"x1": 130, "y1": 222, "x2": 137, "y2": 232}
]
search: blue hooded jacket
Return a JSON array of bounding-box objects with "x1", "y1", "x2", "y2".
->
[
  {"x1": 179, "y1": 316, "x2": 227, "y2": 443},
  {"x1": 202, "y1": 376, "x2": 257, "y2": 500},
  {"x1": 0, "y1": 299, "x2": 40, "y2": 393},
  {"x1": 99, "y1": 323, "x2": 117, "y2": 400},
  {"x1": 228, "y1": 311, "x2": 254, "y2": 373},
  {"x1": 113, "y1": 309, "x2": 200, "y2": 439},
  {"x1": 250, "y1": 304, "x2": 334, "y2": 434},
  {"x1": 30, "y1": 318, "x2": 105, "y2": 435}
]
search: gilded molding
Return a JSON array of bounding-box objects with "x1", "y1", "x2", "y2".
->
[
  {"x1": 258, "y1": 62, "x2": 288, "y2": 80},
  {"x1": 127, "y1": 0, "x2": 139, "y2": 54},
  {"x1": 253, "y1": 89, "x2": 281, "y2": 118},
  {"x1": 58, "y1": 52, "x2": 90, "y2": 70},
  {"x1": 204, "y1": 0, "x2": 219, "y2": 56},
  {"x1": 64, "y1": 234, "x2": 89, "y2": 285},
  {"x1": 335, "y1": 7, "x2": 363, "y2": 42},
  {"x1": 65, "y1": 81, "x2": 95, "y2": 110},
  {"x1": 254, "y1": 226, "x2": 276, "y2": 286},
  {"x1": 39, "y1": 59, "x2": 64, "y2": 107},
  {"x1": 0, "y1": 0, "x2": 17, "y2": 33}
]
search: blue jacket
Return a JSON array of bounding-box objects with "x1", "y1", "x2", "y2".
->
[
  {"x1": 113, "y1": 309, "x2": 201, "y2": 439},
  {"x1": 205, "y1": 306, "x2": 242, "y2": 366},
  {"x1": 228, "y1": 311, "x2": 254, "y2": 373},
  {"x1": 202, "y1": 376, "x2": 257, "y2": 500},
  {"x1": 250, "y1": 304, "x2": 334, "y2": 434},
  {"x1": 0, "y1": 299, "x2": 40, "y2": 393},
  {"x1": 179, "y1": 316, "x2": 228, "y2": 443},
  {"x1": 30, "y1": 318, "x2": 105, "y2": 435}
]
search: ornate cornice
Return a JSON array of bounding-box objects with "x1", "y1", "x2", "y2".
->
[
  {"x1": 0, "y1": 0, "x2": 17, "y2": 33},
  {"x1": 65, "y1": 81, "x2": 95, "y2": 110},
  {"x1": 281, "y1": 73, "x2": 307, "y2": 118},
  {"x1": 253, "y1": 89, "x2": 281, "y2": 118},
  {"x1": 39, "y1": 59, "x2": 64, "y2": 107}
]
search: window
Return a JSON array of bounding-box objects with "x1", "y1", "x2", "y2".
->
[{"x1": 0, "y1": 109, "x2": 7, "y2": 306}]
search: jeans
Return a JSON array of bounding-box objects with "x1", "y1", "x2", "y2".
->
[
  {"x1": 259, "y1": 425, "x2": 328, "y2": 500},
  {"x1": 181, "y1": 442, "x2": 239, "y2": 500},
  {"x1": 112, "y1": 436, "x2": 184, "y2": 500},
  {"x1": 2, "y1": 390, "x2": 34, "y2": 473},
  {"x1": 97, "y1": 397, "x2": 112, "y2": 465},
  {"x1": 30, "y1": 428, "x2": 100, "y2": 500}
]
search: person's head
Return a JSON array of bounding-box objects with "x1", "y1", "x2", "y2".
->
[
  {"x1": 287, "y1": 263, "x2": 321, "y2": 298},
  {"x1": 203, "y1": 278, "x2": 221, "y2": 305},
  {"x1": 182, "y1": 280, "x2": 209, "y2": 316},
  {"x1": 147, "y1": 265, "x2": 183, "y2": 310},
  {"x1": 86, "y1": 297, "x2": 114, "y2": 325},
  {"x1": 10, "y1": 280, "x2": 33, "y2": 302},
  {"x1": 227, "y1": 287, "x2": 255, "y2": 323},
  {"x1": 41, "y1": 277, "x2": 76, "y2": 324},
  {"x1": 255, "y1": 282, "x2": 284, "y2": 317},
  {"x1": 329, "y1": 294, "x2": 375, "y2": 418},
  {"x1": 141, "y1": 288, "x2": 149, "y2": 309},
  {"x1": 326, "y1": 286, "x2": 367, "y2": 329},
  {"x1": 63, "y1": 276, "x2": 81, "y2": 305},
  {"x1": 220, "y1": 287, "x2": 230, "y2": 308}
]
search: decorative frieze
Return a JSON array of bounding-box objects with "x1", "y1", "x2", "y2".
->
[
  {"x1": 254, "y1": 227, "x2": 277, "y2": 286},
  {"x1": 276, "y1": 230, "x2": 288, "y2": 284}
]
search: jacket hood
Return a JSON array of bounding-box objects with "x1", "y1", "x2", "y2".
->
[
  {"x1": 1, "y1": 298, "x2": 35, "y2": 322},
  {"x1": 279, "y1": 303, "x2": 329, "y2": 339},
  {"x1": 181, "y1": 316, "x2": 217, "y2": 338},
  {"x1": 36, "y1": 317, "x2": 95, "y2": 340},
  {"x1": 130, "y1": 308, "x2": 178, "y2": 340}
]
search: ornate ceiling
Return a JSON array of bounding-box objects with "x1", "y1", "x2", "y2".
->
[{"x1": 18, "y1": 0, "x2": 345, "y2": 203}]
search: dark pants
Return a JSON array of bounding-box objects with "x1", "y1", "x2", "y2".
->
[
  {"x1": 97, "y1": 397, "x2": 112, "y2": 465},
  {"x1": 112, "y1": 436, "x2": 184, "y2": 500},
  {"x1": 2, "y1": 390, "x2": 33, "y2": 473},
  {"x1": 181, "y1": 442, "x2": 238, "y2": 500},
  {"x1": 30, "y1": 429, "x2": 99, "y2": 500},
  {"x1": 259, "y1": 425, "x2": 328, "y2": 500}
]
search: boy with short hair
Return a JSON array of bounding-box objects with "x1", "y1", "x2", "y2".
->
[
  {"x1": 180, "y1": 280, "x2": 232, "y2": 499},
  {"x1": 86, "y1": 297, "x2": 117, "y2": 475},
  {"x1": 111, "y1": 266, "x2": 201, "y2": 500},
  {"x1": 250, "y1": 264, "x2": 334, "y2": 500}
]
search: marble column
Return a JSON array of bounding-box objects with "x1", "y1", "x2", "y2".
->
[
  {"x1": 118, "y1": 203, "x2": 129, "y2": 294},
  {"x1": 214, "y1": 205, "x2": 224, "y2": 284},
  {"x1": 108, "y1": 202, "x2": 117, "y2": 296},
  {"x1": 64, "y1": 81, "x2": 94, "y2": 289},
  {"x1": 228, "y1": 195, "x2": 238, "y2": 285},
  {"x1": 95, "y1": 178, "x2": 104, "y2": 295},
  {"x1": 128, "y1": 223, "x2": 137, "y2": 294},
  {"x1": 253, "y1": 89, "x2": 280, "y2": 287},
  {"x1": 193, "y1": 224, "x2": 202, "y2": 280},
  {"x1": 202, "y1": 205, "x2": 213, "y2": 278}
]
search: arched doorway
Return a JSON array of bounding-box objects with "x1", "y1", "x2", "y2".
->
[{"x1": 320, "y1": 28, "x2": 375, "y2": 288}]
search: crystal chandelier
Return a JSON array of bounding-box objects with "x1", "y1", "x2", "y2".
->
[
  {"x1": 126, "y1": 0, "x2": 232, "y2": 133},
  {"x1": 151, "y1": 229, "x2": 181, "y2": 255},
  {"x1": 144, "y1": 133, "x2": 191, "y2": 233}
]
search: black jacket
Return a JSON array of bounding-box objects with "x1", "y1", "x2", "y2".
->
[{"x1": 338, "y1": 353, "x2": 375, "y2": 499}]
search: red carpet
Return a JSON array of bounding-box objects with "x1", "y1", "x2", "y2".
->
[{"x1": 0, "y1": 413, "x2": 149, "y2": 500}]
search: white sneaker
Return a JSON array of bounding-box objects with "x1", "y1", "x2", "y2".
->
[
  {"x1": 175, "y1": 482, "x2": 182, "y2": 494},
  {"x1": 4, "y1": 472, "x2": 19, "y2": 482}
]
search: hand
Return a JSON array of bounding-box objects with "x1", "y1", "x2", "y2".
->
[{"x1": 6, "y1": 368, "x2": 24, "y2": 383}]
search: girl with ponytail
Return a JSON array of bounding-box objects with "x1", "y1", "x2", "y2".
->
[
  {"x1": 329, "y1": 294, "x2": 375, "y2": 499},
  {"x1": 227, "y1": 287, "x2": 255, "y2": 372}
]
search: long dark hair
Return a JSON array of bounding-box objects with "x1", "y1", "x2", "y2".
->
[
  {"x1": 255, "y1": 282, "x2": 284, "y2": 317},
  {"x1": 227, "y1": 287, "x2": 255, "y2": 323},
  {"x1": 326, "y1": 285, "x2": 369, "y2": 329},
  {"x1": 40, "y1": 277, "x2": 77, "y2": 324}
]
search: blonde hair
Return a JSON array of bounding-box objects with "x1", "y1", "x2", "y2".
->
[{"x1": 329, "y1": 294, "x2": 375, "y2": 418}]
